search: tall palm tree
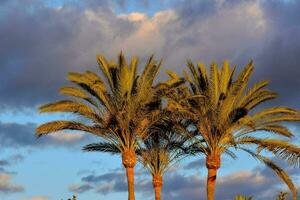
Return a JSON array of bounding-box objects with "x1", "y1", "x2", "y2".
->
[
  {"x1": 84, "y1": 118, "x2": 194, "y2": 200},
  {"x1": 167, "y1": 60, "x2": 300, "y2": 200},
  {"x1": 36, "y1": 53, "x2": 184, "y2": 200}
]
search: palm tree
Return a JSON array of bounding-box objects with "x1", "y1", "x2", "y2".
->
[
  {"x1": 36, "y1": 53, "x2": 184, "y2": 200},
  {"x1": 167, "y1": 60, "x2": 300, "y2": 200},
  {"x1": 84, "y1": 117, "x2": 194, "y2": 200}
]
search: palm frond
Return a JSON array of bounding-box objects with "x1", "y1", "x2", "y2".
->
[
  {"x1": 36, "y1": 120, "x2": 104, "y2": 137},
  {"x1": 83, "y1": 142, "x2": 121, "y2": 154},
  {"x1": 241, "y1": 148, "x2": 297, "y2": 199},
  {"x1": 237, "y1": 137, "x2": 300, "y2": 167}
]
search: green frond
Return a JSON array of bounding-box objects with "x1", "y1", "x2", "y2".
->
[
  {"x1": 187, "y1": 60, "x2": 198, "y2": 81},
  {"x1": 36, "y1": 120, "x2": 103, "y2": 137},
  {"x1": 166, "y1": 70, "x2": 180, "y2": 80},
  {"x1": 257, "y1": 115, "x2": 300, "y2": 125},
  {"x1": 238, "y1": 80, "x2": 269, "y2": 108},
  {"x1": 67, "y1": 71, "x2": 112, "y2": 111},
  {"x1": 60, "y1": 86, "x2": 88, "y2": 99},
  {"x1": 255, "y1": 125, "x2": 294, "y2": 138},
  {"x1": 210, "y1": 62, "x2": 220, "y2": 105},
  {"x1": 197, "y1": 62, "x2": 208, "y2": 91},
  {"x1": 243, "y1": 90, "x2": 278, "y2": 110},
  {"x1": 97, "y1": 54, "x2": 114, "y2": 89},
  {"x1": 59, "y1": 86, "x2": 98, "y2": 107},
  {"x1": 139, "y1": 55, "x2": 160, "y2": 87},
  {"x1": 128, "y1": 56, "x2": 138, "y2": 95},
  {"x1": 252, "y1": 107, "x2": 298, "y2": 120},
  {"x1": 220, "y1": 60, "x2": 230, "y2": 94},
  {"x1": 237, "y1": 137, "x2": 300, "y2": 167},
  {"x1": 39, "y1": 100, "x2": 102, "y2": 123},
  {"x1": 83, "y1": 142, "x2": 121, "y2": 154},
  {"x1": 230, "y1": 61, "x2": 254, "y2": 98},
  {"x1": 235, "y1": 195, "x2": 253, "y2": 200}
]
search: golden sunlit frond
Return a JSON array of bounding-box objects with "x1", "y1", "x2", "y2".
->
[{"x1": 36, "y1": 120, "x2": 103, "y2": 137}]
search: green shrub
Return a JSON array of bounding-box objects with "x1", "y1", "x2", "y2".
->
[{"x1": 235, "y1": 195, "x2": 253, "y2": 200}]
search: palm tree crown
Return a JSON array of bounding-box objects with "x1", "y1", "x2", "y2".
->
[
  {"x1": 167, "y1": 60, "x2": 300, "y2": 200},
  {"x1": 36, "y1": 53, "x2": 184, "y2": 200}
]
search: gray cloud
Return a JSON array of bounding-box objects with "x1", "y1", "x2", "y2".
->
[
  {"x1": 70, "y1": 156, "x2": 300, "y2": 200},
  {"x1": 0, "y1": 154, "x2": 24, "y2": 167},
  {"x1": 69, "y1": 183, "x2": 93, "y2": 194},
  {"x1": 183, "y1": 158, "x2": 205, "y2": 170},
  {"x1": 0, "y1": 0, "x2": 299, "y2": 116},
  {"x1": 2, "y1": 0, "x2": 300, "y2": 112},
  {"x1": 0, "y1": 121, "x2": 98, "y2": 148}
]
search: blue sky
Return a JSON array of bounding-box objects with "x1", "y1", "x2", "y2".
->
[{"x1": 0, "y1": 0, "x2": 300, "y2": 200}]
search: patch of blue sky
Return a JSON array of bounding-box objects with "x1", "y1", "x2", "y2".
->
[
  {"x1": 0, "y1": 108, "x2": 77, "y2": 125},
  {"x1": 42, "y1": 0, "x2": 174, "y2": 16},
  {"x1": 10, "y1": 148, "x2": 122, "y2": 200},
  {"x1": 114, "y1": 0, "x2": 174, "y2": 16}
]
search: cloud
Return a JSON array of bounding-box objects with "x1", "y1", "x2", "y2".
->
[
  {"x1": 0, "y1": 121, "x2": 97, "y2": 148},
  {"x1": 1, "y1": 0, "x2": 300, "y2": 114},
  {"x1": 0, "y1": 173, "x2": 24, "y2": 194},
  {"x1": 183, "y1": 158, "x2": 205, "y2": 170},
  {"x1": 20, "y1": 196, "x2": 48, "y2": 200},
  {"x1": 49, "y1": 132, "x2": 85, "y2": 142},
  {"x1": 69, "y1": 183, "x2": 93, "y2": 193},
  {"x1": 70, "y1": 156, "x2": 300, "y2": 200},
  {"x1": 0, "y1": 154, "x2": 24, "y2": 167},
  {"x1": 0, "y1": 160, "x2": 9, "y2": 167}
]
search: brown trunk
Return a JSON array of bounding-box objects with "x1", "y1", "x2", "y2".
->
[
  {"x1": 207, "y1": 167, "x2": 218, "y2": 200},
  {"x1": 152, "y1": 174, "x2": 163, "y2": 200},
  {"x1": 154, "y1": 186, "x2": 162, "y2": 200},
  {"x1": 125, "y1": 167, "x2": 135, "y2": 200},
  {"x1": 206, "y1": 153, "x2": 221, "y2": 200},
  {"x1": 122, "y1": 150, "x2": 137, "y2": 200}
]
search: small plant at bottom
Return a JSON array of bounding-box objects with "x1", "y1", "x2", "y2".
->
[
  {"x1": 67, "y1": 195, "x2": 76, "y2": 200},
  {"x1": 275, "y1": 191, "x2": 289, "y2": 200},
  {"x1": 235, "y1": 195, "x2": 253, "y2": 200}
]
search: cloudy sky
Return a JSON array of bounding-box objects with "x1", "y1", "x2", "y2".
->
[{"x1": 0, "y1": 0, "x2": 300, "y2": 199}]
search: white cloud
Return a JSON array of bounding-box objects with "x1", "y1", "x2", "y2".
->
[
  {"x1": 49, "y1": 132, "x2": 85, "y2": 142},
  {"x1": 20, "y1": 196, "x2": 48, "y2": 200},
  {"x1": 0, "y1": 173, "x2": 24, "y2": 193},
  {"x1": 119, "y1": 12, "x2": 148, "y2": 22}
]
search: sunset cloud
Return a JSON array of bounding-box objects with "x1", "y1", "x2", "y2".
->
[{"x1": 0, "y1": 173, "x2": 24, "y2": 194}]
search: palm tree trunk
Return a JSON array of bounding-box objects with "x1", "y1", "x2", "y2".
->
[
  {"x1": 206, "y1": 167, "x2": 218, "y2": 200},
  {"x1": 152, "y1": 174, "x2": 163, "y2": 200},
  {"x1": 206, "y1": 153, "x2": 221, "y2": 200},
  {"x1": 122, "y1": 149, "x2": 137, "y2": 200},
  {"x1": 125, "y1": 167, "x2": 135, "y2": 200},
  {"x1": 154, "y1": 185, "x2": 162, "y2": 200}
]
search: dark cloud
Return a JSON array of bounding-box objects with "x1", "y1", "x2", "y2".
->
[
  {"x1": 0, "y1": 1, "x2": 119, "y2": 109},
  {"x1": 0, "y1": 160, "x2": 9, "y2": 167},
  {"x1": 80, "y1": 171, "x2": 128, "y2": 194},
  {"x1": 81, "y1": 172, "x2": 123, "y2": 183},
  {"x1": 0, "y1": 121, "x2": 97, "y2": 148},
  {"x1": 183, "y1": 158, "x2": 205, "y2": 170},
  {"x1": 0, "y1": 0, "x2": 299, "y2": 114},
  {"x1": 171, "y1": 0, "x2": 300, "y2": 111},
  {"x1": 253, "y1": 0, "x2": 300, "y2": 108}
]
